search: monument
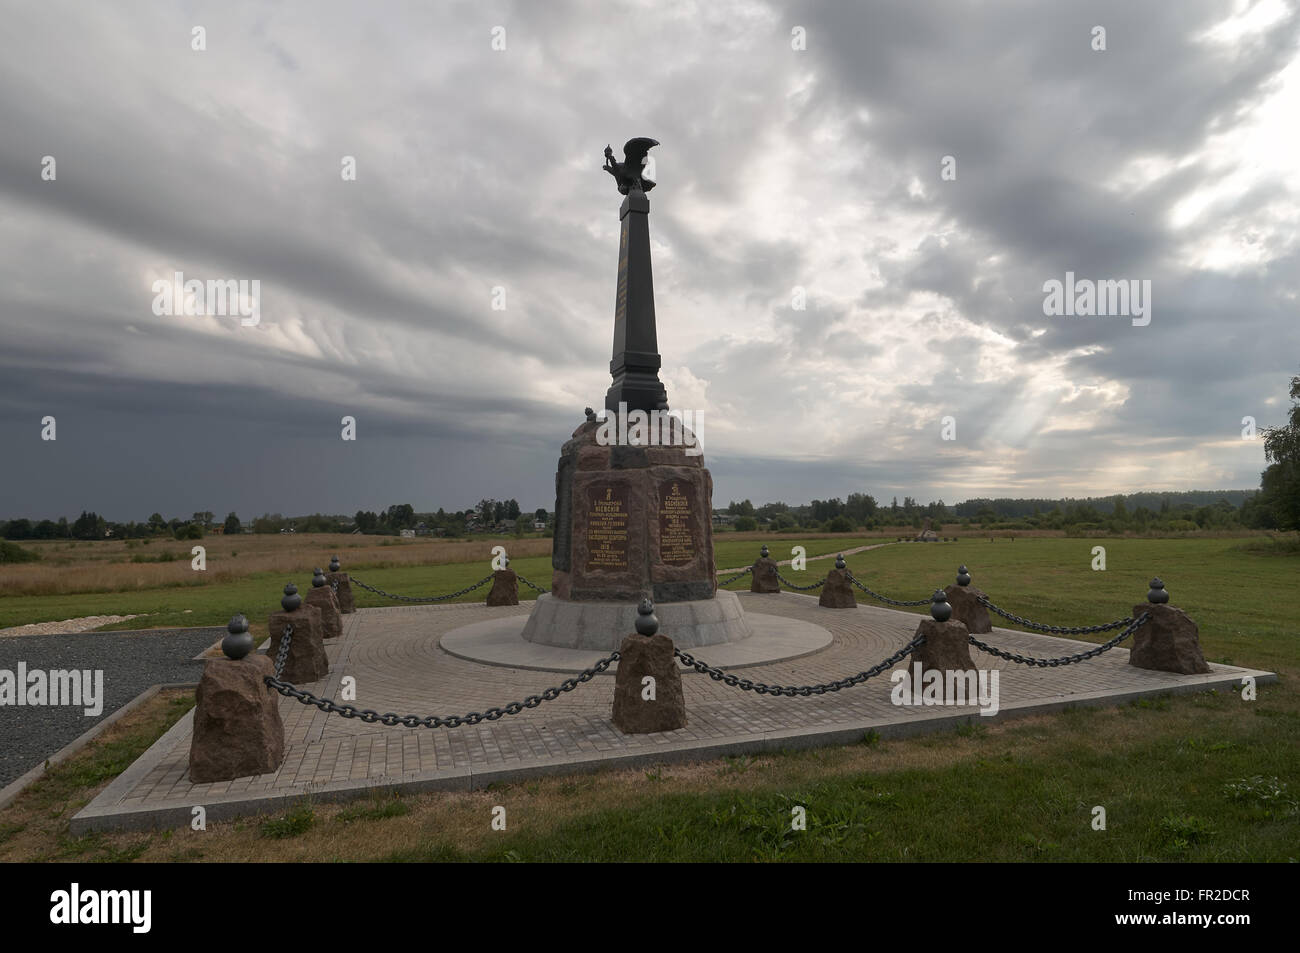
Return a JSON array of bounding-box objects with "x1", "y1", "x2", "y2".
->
[
  {"x1": 441, "y1": 139, "x2": 832, "y2": 667},
  {"x1": 520, "y1": 137, "x2": 747, "y2": 650}
]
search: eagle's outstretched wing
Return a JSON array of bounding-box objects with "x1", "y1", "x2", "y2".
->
[{"x1": 622, "y1": 137, "x2": 659, "y2": 170}]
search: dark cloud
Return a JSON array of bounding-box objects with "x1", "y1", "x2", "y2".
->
[{"x1": 2, "y1": 0, "x2": 1296, "y2": 521}]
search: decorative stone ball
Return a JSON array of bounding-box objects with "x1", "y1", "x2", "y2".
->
[
  {"x1": 329, "y1": 555, "x2": 341, "y2": 572},
  {"x1": 282, "y1": 583, "x2": 302, "y2": 612},
  {"x1": 760, "y1": 545, "x2": 770, "y2": 559},
  {"x1": 930, "y1": 589, "x2": 952, "y2": 622},
  {"x1": 835, "y1": 554, "x2": 846, "y2": 570},
  {"x1": 1147, "y1": 578, "x2": 1169, "y2": 604},
  {"x1": 312, "y1": 568, "x2": 326, "y2": 588},
  {"x1": 635, "y1": 597, "x2": 659, "y2": 636},
  {"x1": 957, "y1": 565, "x2": 971, "y2": 587},
  {"x1": 222, "y1": 613, "x2": 254, "y2": 660}
]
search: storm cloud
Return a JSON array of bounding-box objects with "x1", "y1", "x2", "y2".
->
[{"x1": 2, "y1": 0, "x2": 1296, "y2": 521}]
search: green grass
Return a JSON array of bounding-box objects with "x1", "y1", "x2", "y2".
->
[
  {"x1": 0, "y1": 536, "x2": 886, "y2": 630},
  {"x1": 825, "y1": 537, "x2": 1299, "y2": 676},
  {"x1": 259, "y1": 803, "x2": 316, "y2": 839},
  {"x1": 336, "y1": 793, "x2": 412, "y2": 823},
  {"x1": 373, "y1": 686, "x2": 1298, "y2": 862}
]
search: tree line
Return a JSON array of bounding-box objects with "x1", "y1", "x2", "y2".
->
[{"x1": 1, "y1": 500, "x2": 551, "y2": 541}]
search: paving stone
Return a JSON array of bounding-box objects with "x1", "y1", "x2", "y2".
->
[{"x1": 71, "y1": 594, "x2": 1274, "y2": 832}]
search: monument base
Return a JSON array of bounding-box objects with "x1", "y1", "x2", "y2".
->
[
  {"x1": 441, "y1": 604, "x2": 833, "y2": 674},
  {"x1": 520, "y1": 590, "x2": 751, "y2": 651}
]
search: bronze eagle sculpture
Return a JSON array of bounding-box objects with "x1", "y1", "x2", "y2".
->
[{"x1": 603, "y1": 137, "x2": 659, "y2": 194}]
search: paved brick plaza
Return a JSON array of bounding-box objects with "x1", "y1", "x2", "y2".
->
[{"x1": 72, "y1": 593, "x2": 1274, "y2": 832}]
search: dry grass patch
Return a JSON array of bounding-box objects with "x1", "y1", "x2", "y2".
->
[{"x1": 0, "y1": 535, "x2": 552, "y2": 597}]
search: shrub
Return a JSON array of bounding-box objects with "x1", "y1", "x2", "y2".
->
[
  {"x1": 733, "y1": 516, "x2": 758, "y2": 532},
  {"x1": 0, "y1": 540, "x2": 40, "y2": 563},
  {"x1": 827, "y1": 516, "x2": 854, "y2": 533}
]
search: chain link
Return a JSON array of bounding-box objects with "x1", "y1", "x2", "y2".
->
[
  {"x1": 350, "y1": 573, "x2": 495, "y2": 603},
  {"x1": 975, "y1": 595, "x2": 1134, "y2": 635},
  {"x1": 264, "y1": 650, "x2": 620, "y2": 727},
  {"x1": 272, "y1": 622, "x2": 293, "y2": 679},
  {"x1": 715, "y1": 566, "x2": 753, "y2": 587},
  {"x1": 516, "y1": 574, "x2": 549, "y2": 594},
  {"x1": 775, "y1": 571, "x2": 825, "y2": 591},
  {"x1": 968, "y1": 613, "x2": 1149, "y2": 667},
  {"x1": 674, "y1": 633, "x2": 925, "y2": 696},
  {"x1": 844, "y1": 572, "x2": 932, "y2": 606}
]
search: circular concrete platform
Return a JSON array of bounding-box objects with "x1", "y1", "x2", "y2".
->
[
  {"x1": 441, "y1": 608, "x2": 834, "y2": 673},
  {"x1": 520, "y1": 590, "x2": 752, "y2": 650}
]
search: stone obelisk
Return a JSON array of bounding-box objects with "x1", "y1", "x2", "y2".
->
[
  {"x1": 604, "y1": 141, "x2": 669, "y2": 414},
  {"x1": 517, "y1": 138, "x2": 749, "y2": 651}
]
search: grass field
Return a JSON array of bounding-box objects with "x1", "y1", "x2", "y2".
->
[
  {"x1": 0, "y1": 533, "x2": 1295, "y2": 862},
  {"x1": 0, "y1": 533, "x2": 887, "y2": 632}
]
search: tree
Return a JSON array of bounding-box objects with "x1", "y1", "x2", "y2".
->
[
  {"x1": 733, "y1": 515, "x2": 758, "y2": 531},
  {"x1": 534, "y1": 508, "x2": 547, "y2": 522},
  {"x1": 252, "y1": 513, "x2": 286, "y2": 534},
  {"x1": 192, "y1": 511, "x2": 214, "y2": 528},
  {"x1": 845, "y1": 492, "x2": 878, "y2": 525},
  {"x1": 223, "y1": 512, "x2": 242, "y2": 534},
  {"x1": 72, "y1": 511, "x2": 105, "y2": 539},
  {"x1": 385, "y1": 504, "x2": 415, "y2": 530},
  {"x1": 1252, "y1": 372, "x2": 1300, "y2": 530},
  {"x1": 505, "y1": 499, "x2": 521, "y2": 521}
]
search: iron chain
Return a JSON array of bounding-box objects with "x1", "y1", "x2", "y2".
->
[
  {"x1": 674, "y1": 633, "x2": 925, "y2": 696},
  {"x1": 976, "y1": 595, "x2": 1134, "y2": 635},
  {"x1": 844, "y1": 572, "x2": 932, "y2": 606},
  {"x1": 775, "y1": 571, "x2": 825, "y2": 591},
  {"x1": 272, "y1": 622, "x2": 293, "y2": 679},
  {"x1": 264, "y1": 650, "x2": 620, "y2": 728},
  {"x1": 516, "y1": 574, "x2": 549, "y2": 594},
  {"x1": 716, "y1": 567, "x2": 753, "y2": 587},
  {"x1": 350, "y1": 573, "x2": 495, "y2": 603},
  {"x1": 968, "y1": 613, "x2": 1149, "y2": 667}
]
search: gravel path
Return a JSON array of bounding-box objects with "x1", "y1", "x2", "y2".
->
[
  {"x1": 0, "y1": 614, "x2": 147, "y2": 638},
  {"x1": 0, "y1": 627, "x2": 220, "y2": 788},
  {"x1": 716, "y1": 541, "x2": 895, "y2": 573}
]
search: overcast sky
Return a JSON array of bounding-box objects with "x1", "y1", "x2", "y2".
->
[{"x1": 2, "y1": 0, "x2": 1298, "y2": 522}]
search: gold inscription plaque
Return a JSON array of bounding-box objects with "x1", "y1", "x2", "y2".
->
[
  {"x1": 585, "y1": 485, "x2": 629, "y2": 573},
  {"x1": 657, "y1": 480, "x2": 695, "y2": 566}
]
